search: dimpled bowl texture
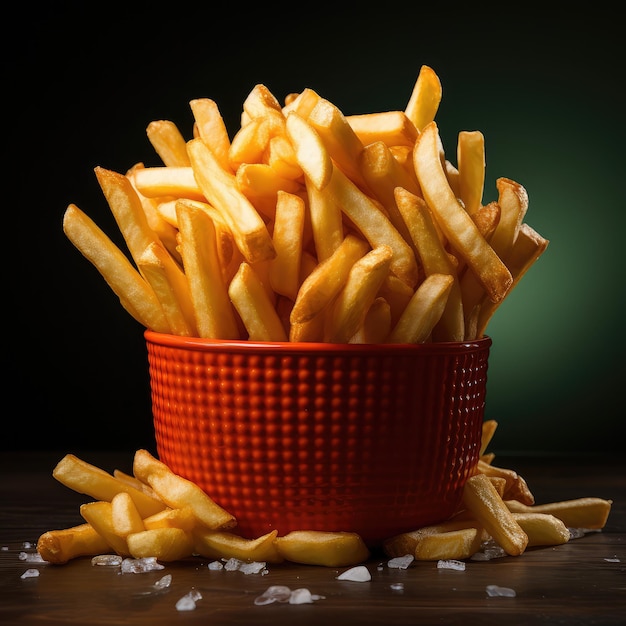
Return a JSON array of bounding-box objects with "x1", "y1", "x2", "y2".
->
[{"x1": 145, "y1": 330, "x2": 492, "y2": 547}]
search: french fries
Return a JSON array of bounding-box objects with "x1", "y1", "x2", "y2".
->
[{"x1": 63, "y1": 65, "x2": 547, "y2": 344}]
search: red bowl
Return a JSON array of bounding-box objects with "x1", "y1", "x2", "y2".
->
[{"x1": 145, "y1": 330, "x2": 491, "y2": 547}]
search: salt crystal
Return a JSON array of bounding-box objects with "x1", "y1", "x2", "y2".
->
[
  {"x1": 604, "y1": 556, "x2": 620, "y2": 563},
  {"x1": 19, "y1": 551, "x2": 46, "y2": 563},
  {"x1": 91, "y1": 554, "x2": 123, "y2": 567},
  {"x1": 176, "y1": 590, "x2": 202, "y2": 611},
  {"x1": 239, "y1": 561, "x2": 267, "y2": 575},
  {"x1": 471, "y1": 539, "x2": 506, "y2": 561},
  {"x1": 254, "y1": 585, "x2": 293, "y2": 605},
  {"x1": 22, "y1": 542, "x2": 32, "y2": 549},
  {"x1": 289, "y1": 588, "x2": 315, "y2": 604},
  {"x1": 208, "y1": 560, "x2": 223, "y2": 570},
  {"x1": 153, "y1": 574, "x2": 172, "y2": 589},
  {"x1": 336, "y1": 565, "x2": 371, "y2": 582},
  {"x1": 120, "y1": 557, "x2": 164, "y2": 574},
  {"x1": 1, "y1": 546, "x2": 8, "y2": 551},
  {"x1": 390, "y1": 582, "x2": 404, "y2": 592},
  {"x1": 437, "y1": 559, "x2": 465, "y2": 571},
  {"x1": 223, "y1": 557, "x2": 244, "y2": 571},
  {"x1": 388, "y1": 554, "x2": 414, "y2": 569},
  {"x1": 486, "y1": 584, "x2": 516, "y2": 597},
  {"x1": 20, "y1": 568, "x2": 40, "y2": 579}
]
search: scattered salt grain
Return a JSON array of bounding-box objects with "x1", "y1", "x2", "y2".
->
[
  {"x1": 176, "y1": 589, "x2": 202, "y2": 612},
  {"x1": 22, "y1": 542, "x2": 33, "y2": 549},
  {"x1": 471, "y1": 539, "x2": 506, "y2": 561},
  {"x1": 388, "y1": 554, "x2": 414, "y2": 569},
  {"x1": 239, "y1": 561, "x2": 268, "y2": 575},
  {"x1": 254, "y1": 585, "x2": 293, "y2": 605},
  {"x1": 153, "y1": 574, "x2": 172, "y2": 590},
  {"x1": 208, "y1": 560, "x2": 223, "y2": 570},
  {"x1": 604, "y1": 556, "x2": 620, "y2": 563},
  {"x1": 336, "y1": 565, "x2": 371, "y2": 582},
  {"x1": 1, "y1": 546, "x2": 8, "y2": 551},
  {"x1": 289, "y1": 588, "x2": 316, "y2": 604},
  {"x1": 390, "y1": 582, "x2": 405, "y2": 592},
  {"x1": 437, "y1": 559, "x2": 465, "y2": 571},
  {"x1": 120, "y1": 557, "x2": 164, "y2": 574},
  {"x1": 223, "y1": 557, "x2": 244, "y2": 571},
  {"x1": 20, "y1": 568, "x2": 40, "y2": 579},
  {"x1": 254, "y1": 585, "x2": 324, "y2": 606},
  {"x1": 486, "y1": 584, "x2": 516, "y2": 598},
  {"x1": 18, "y1": 551, "x2": 46, "y2": 563},
  {"x1": 91, "y1": 554, "x2": 123, "y2": 567}
]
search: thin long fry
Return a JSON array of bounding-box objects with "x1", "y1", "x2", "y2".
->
[
  {"x1": 176, "y1": 200, "x2": 240, "y2": 339},
  {"x1": 187, "y1": 137, "x2": 275, "y2": 264},
  {"x1": 189, "y1": 98, "x2": 232, "y2": 171},
  {"x1": 404, "y1": 65, "x2": 442, "y2": 131},
  {"x1": 37, "y1": 524, "x2": 111, "y2": 565},
  {"x1": 62, "y1": 205, "x2": 170, "y2": 333},
  {"x1": 457, "y1": 130, "x2": 485, "y2": 216},
  {"x1": 414, "y1": 122, "x2": 512, "y2": 303}
]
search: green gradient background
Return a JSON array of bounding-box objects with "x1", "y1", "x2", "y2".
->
[{"x1": 7, "y1": 5, "x2": 623, "y2": 454}]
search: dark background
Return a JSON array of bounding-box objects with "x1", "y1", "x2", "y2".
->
[{"x1": 6, "y1": 4, "x2": 624, "y2": 456}]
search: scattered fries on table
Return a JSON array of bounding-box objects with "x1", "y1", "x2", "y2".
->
[
  {"x1": 63, "y1": 65, "x2": 549, "y2": 343},
  {"x1": 38, "y1": 427, "x2": 612, "y2": 567}
]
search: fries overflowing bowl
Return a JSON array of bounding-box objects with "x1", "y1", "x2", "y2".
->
[
  {"x1": 60, "y1": 65, "x2": 554, "y2": 553},
  {"x1": 146, "y1": 330, "x2": 491, "y2": 545}
]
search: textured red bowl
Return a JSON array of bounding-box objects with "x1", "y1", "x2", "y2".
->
[{"x1": 145, "y1": 330, "x2": 491, "y2": 547}]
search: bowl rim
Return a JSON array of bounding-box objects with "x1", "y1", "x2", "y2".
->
[{"x1": 144, "y1": 330, "x2": 492, "y2": 355}]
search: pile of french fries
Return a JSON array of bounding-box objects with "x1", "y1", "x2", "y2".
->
[
  {"x1": 63, "y1": 65, "x2": 549, "y2": 343},
  {"x1": 37, "y1": 422, "x2": 612, "y2": 567}
]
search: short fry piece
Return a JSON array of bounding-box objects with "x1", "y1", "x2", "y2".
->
[
  {"x1": 274, "y1": 530, "x2": 370, "y2": 567},
  {"x1": 404, "y1": 65, "x2": 442, "y2": 131},
  {"x1": 386, "y1": 273, "x2": 454, "y2": 344},
  {"x1": 146, "y1": 120, "x2": 190, "y2": 167},
  {"x1": 462, "y1": 473, "x2": 528, "y2": 556},
  {"x1": 37, "y1": 524, "x2": 111, "y2": 565},
  {"x1": 80, "y1": 501, "x2": 130, "y2": 556},
  {"x1": 193, "y1": 529, "x2": 283, "y2": 563},
  {"x1": 512, "y1": 513, "x2": 571, "y2": 547},
  {"x1": 127, "y1": 527, "x2": 195, "y2": 562},
  {"x1": 229, "y1": 262, "x2": 288, "y2": 341},
  {"x1": 111, "y1": 492, "x2": 145, "y2": 538}
]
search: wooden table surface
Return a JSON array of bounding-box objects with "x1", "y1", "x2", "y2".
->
[{"x1": 1, "y1": 451, "x2": 624, "y2": 625}]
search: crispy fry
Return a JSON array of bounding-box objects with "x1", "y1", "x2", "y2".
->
[
  {"x1": 228, "y1": 262, "x2": 288, "y2": 341},
  {"x1": 62, "y1": 205, "x2": 170, "y2": 333},
  {"x1": 457, "y1": 130, "x2": 485, "y2": 216},
  {"x1": 395, "y1": 187, "x2": 464, "y2": 341},
  {"x1": 269, "y1": 190, "x2": 305, "y2": 301},
  {"x1": 187, "y1": 137, "x2": 275, "y2": 263},
  {"x1": 274, "y1": 530, "x2": 370, "y2": 567},
  {"x1": 146, "y1": 120, "x2": 190, "y2": 167},
  {"x1": 324, "y1": 245, "x2": 393, "y2": 343},
  {"x1": 476, "y1": 459, "x2": 535, "y2": 505},
  {"x1": 404, "y1": 65, "x2": 442, "y2": 131},
  {"x1": 505, "y1": 497, "x2": 612, "y2": 530},
  {"x1": 347, "y1": 111, "x2": 418, "y2": 148},
  {"x1": 462, "y1": 473, "x2": 528, "y2": 556},
  {"x1": 350, "y1": 296, "x2": 391, "y2": 344},
  {"x1": 37, "y1": 524, "x2": 111, "y2": 565},
  {"x1": 386, "y1": 273, "x2": 454, "y2": 344},
  {"x1": 130, "y1": 166, "x2": 205, "y2": 201},
  {"x1": 111, "y1": 492, "x2": 145, "y2": 538},
  {"x1": 512, "y1": 513, "x2": 571, "y2": 546},
  {"x1": 189, "y1": 98, "x2": 231, "y2": 171},
  {"x1": 52, "y1": 454, "x2": 165, "y2": 518},
  {"x1": 480, "y1": 419, "x2": 499, "y2": 457},
  {"x1": 414, "y1": 122, "x2": 512, "y2": 303},
  {"x1": 127, "y1": 527, "x2": 195, "y2": 562},
  {"x1": 290, "y1": 234, "x2": 370, "y2": 324},
  {"x1": 193, "y1": 529, "x2": 283, "y2": 563},
  {"x1": 80, "y1": 501, "x2": 130, "y2": 556},
  {"x1": 133, "y1": 449, "x2": 236, "y2": 530}
]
